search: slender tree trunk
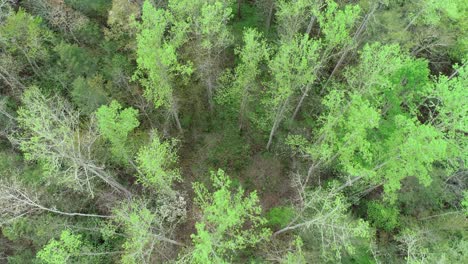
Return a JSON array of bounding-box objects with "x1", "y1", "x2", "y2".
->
[
  {"x1": 154, "y1": 234, "x2": 185, "y2": 246},
  {"x1": 237, "y1": 0, "x2": 242, "y2": 19},
  {"x1": 404, "y1": 8, "x2": 424, "y2": 32},
  {"x1": 87, "y1": 166, "x2": 132, "y2": 198},
  {"x1": 238, "y1": 87, "x2": 250, "y2": 131},
  {"x1": 171, "y1": 96, "x2": 183, "y2": 133},
  {"x1": 207, "y1": 75, "x2": 214, "y2": 112},
  {"x1": 306, "y1": 15, "x2": 316, "y2": 35},
  {"x1": 291, "y1": 84, "x2": 311, "y2": 120},
  {"x1": 266, "y1": 1, "x2": 275, "y2": 32},
  {"x1": 320, "y1": 4, "x2": 376, "y2": 95},
  {"x1": 266, "y1": 98, "x2": 289, "y2": 150}
]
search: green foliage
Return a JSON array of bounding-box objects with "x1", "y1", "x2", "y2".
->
[
  {"x1": 281, "y1": 237, "x2": 306, "y2": 264},
  {"x1": 36, "y1": 230, "x2": 85, "y2": 264},
  {"x1": 71, "y1": 75, "x2": 109, "y2": 114},
  {"x1": 113, "y1": 200, "x2": 158, "y2": 264},
  {"x1": 276, "y1": 0, "x2": 313, "y2": 39},
  {"x1": 16, "y1": 86, "x2": 75, "y2": 181},
  {"x1": 367, "y1": 201, "x2": 400, "y2": 231},
  {"x1": 430, "y1": 62, "x2": 467, "y2": 165},
  {"x1": 317, "y1": 91, "x2": 380, "y2": 176},
  {"x1": 65, "y1": 0, "x2": 111, "y2": 18},
  {"x1": 297, "y1": 187, "x2": 372, "y2": 261},
  {"x1": 0, "y1": 8, "x2": 53, "y2": 81},
  {"x1": 1, "y1": 0, "x2": 467, "y2": 263},
  {"x1": 133, "y1": 1, "x2": 192, "y2": 110},
  {"x1": 315, "y1": 0, "x2": 361, "y2": 48},
  {"x1": 96, "y1": 100, "x2": 140, "y2": 163},
  {"x1": 183, "y1": 169, "x2": 271, "y2": 263},
  {"x1": 267, "y1": 35, "x2": 320, "y2": 110},
  {"x1": 206, "y1": 126, "x2": 251, "y2": 172},
  {"x1": 0, "y1": 8, "x2": 52, "y2": 61},
  {"x1": 378, "y1": 115, "x2": 448, "y2": 201},
  {"x1": 136, "y1": 132, "x2": 181, "y2": 190},
  {"x1": 266, "y1": 206, "x2": 295, "y2": 229},
  {"x1": 217, "y1": 28, "x2": 269, "y2": 125},
  {"x1": 54, "y1": 42, "x2": 98, "y2": 78},
  {"x1": 463, "y1": 191, "x2": 468, "y2": 216}
]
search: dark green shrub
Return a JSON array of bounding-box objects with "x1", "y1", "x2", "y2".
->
[
  {"x1": 367, "y1": 201, "x2": 400, "y2": 231},
  {"x1": 266, "y1": 206, "x2": 295, "y2": 229}
]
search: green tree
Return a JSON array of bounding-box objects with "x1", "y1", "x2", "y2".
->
[
  {"x1": 216, "y1": 28, "x2": 269, "y2": 130},
  {"x1": 179, "y1": 169, "x2": 270, "y2": 263},
  {"x1": 168, "y1": 0, "x2": 233, "y2": 112},
  {"x1": 274, "y1": 186, "x2": 371, "y2": 262},
  {"x1": 71, "y1": 75, "x2": 109, "y2": 115},
  {"x1": 112, "y1": 199, "x2": 184, "y2": 264},
  {"x1": 133, "y1": 1, "x2": 192, "y2": 132},
  {"x1": 265, "y1": 34, "x2": 321, "y2": 149},
  {"x1": 429, "y1": 62, "x2": 467, "y2": 165},
  {"x1": 96, "y1": 100, "x2": 140, "y2": 164},
  {"x1": 136, "y1": 131, "x2": 181, "y2": 191},
  {"x1": 15, "y1": 87, "x2": 130, "y2": 196},
  {"x1": 0, "y1": 8, "x2": 53, "y2": 85},
  {"x1": 36, "y1": 230, "x2": 85, "y2": 264},
  {"x1": 275, "y1": 0, "x2": 321, "y2": 40},
  {"x1": 367, "y1": 201, "x2": 400, "y2": 231}
]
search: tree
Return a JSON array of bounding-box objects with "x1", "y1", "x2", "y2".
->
[
  {"x1": 168, "y1": 0, "x2": 233, "y2": 112},
  {"x1": 133, "y1": 1, "x2": 192, "y2": 132},
  {"x1": 36, "y1": 230, "x2": 86, "y2": 264},
  {"x1": 105, "y1": 0, "x2": 140, "y2": 51},
  {"x1": 178, "y1": 169, "x2": 270, "y2": 263},
  {"x1": 429, "y1": 62, "x2": 467, "y2": 165},
  {"x1": 0, "y1": 8, "x2": 53, "y2": 85},
  {"x1": 274, "y1": 186, "x2": 371, "y2": 262},
  {"x1": 0, "y1": 178, "x2": 111, "y2": 225},
  {"x1": 135, "y1": 131, "x2": 181, "y2": 192},
  {"x1": 216, "y1": 28, "x2": 270, "y2": 130},
  {"x1": 317, "y1": 0, "x2": 363, "y2": 93},
  {"x1": 275, "y1": 0, "x2": 322, "y2": 40},
  {"x1": 21, "y1": 0, "x2": 93, "y2": 44},
  {"x1": 15, "y1": 87, "x2": 130, "y2": 196},
  {"x1": 96, "y1": 100, "x2": 140, "y2": 164},
  {"x1": 286, "y1": 43, "x2": 451, "y2": 200},
  {"x1": 265, "y1": 34, "x2": 321, "y2": 149},
  {"x1": 71, "y1": 75, "x2": 109, "y2": 115},
  {"x1": 288, "y1": 90, "x2": 380, "y2": 183},
  {"x1": 112, "y1": 199, "x2": 185, "y2": 264}
]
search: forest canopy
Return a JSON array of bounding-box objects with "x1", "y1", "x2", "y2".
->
[{"x1": 0, "y1": 0, "x2": 467, "y2": 263}]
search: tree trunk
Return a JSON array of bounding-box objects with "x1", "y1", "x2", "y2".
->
[
  {"x1": 171, "y1": 96, "x2": 183, "y2": 133},
  {"x1": 291, "y1": 84, "x2": 311, "y2": 120},
  {"x1": 173, "y1": 109, "x2": 183, "y2": 133},
  {"x1": 306, "y1": 15, "x2": 316, "y2": 36},
  {"x1": 207, "y1": 75, "x2": 214, "y2": 112},
  {"x1": 320, "y1": 4, "x2": 376, "y2": 95},
  {"x1": 237, "y1": 0, "x2": 242, "y2": 19},
  {"x1": 266, "y1": 1, "x2": 275, "y2": 32},
  {"x1": 238, "y1": 87, "x2": 250, "y2": 131},
  {"x1": 266, "y1": 98, "x2": 289, "y2": 150}
]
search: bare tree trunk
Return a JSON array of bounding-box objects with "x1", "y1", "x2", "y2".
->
[
  {"x1": 238, "y1": 87, "x2": 250, "y2": 131},
  {"x1": 306, "y1": 15, "x2": 316, "y2": 35},
  {"x1": 320, "y1": 4, "x2": 377, "y2": 95},
  {"x1": 266, "y1": 1, "x2": 275, "y2": 32},
  {"x1": 266, "y1": 98, "x2": 289, "y2": 150},
  {"x1": 87, "y1": 166, "x2": 132, "y2": 198},
  {"x1": 170, "y1": 95, "x2": 183, "y2": 133},
  {"x1": 291, "y1": 84, "x2": 311, "y2": 120},
  {"x1": 207, "y1": 75, "x2": 214, "y2": 112},
  {"x1": 237, "y1": 0, "x2": 242, "y2": 19},
  {"x1": 173, "y1": 109, "x2": 183, "y2": 133}
]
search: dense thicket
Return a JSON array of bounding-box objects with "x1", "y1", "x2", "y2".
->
[{"x1": 0, "y1": 0, "x2": 466, "y2": 263}]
